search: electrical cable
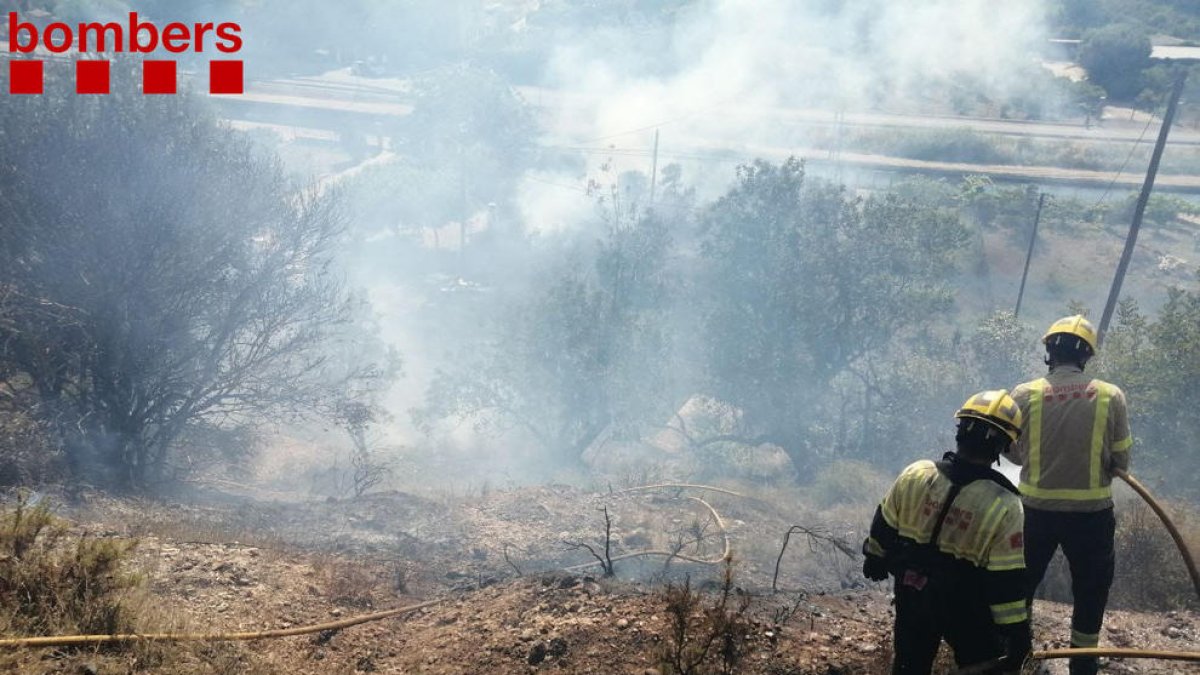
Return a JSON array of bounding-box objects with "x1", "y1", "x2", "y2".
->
[{"x1": 1085, "y1": 107, "x2": 1160, "y2": 213}]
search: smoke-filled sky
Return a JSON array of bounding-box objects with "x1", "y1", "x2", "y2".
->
[
  {"x1": 4, "y1": 0, "x2": 1080, "y2": 486},
  {"x1": 543, "y1": 0, "x2": 1047, "y2": 140},
  {"x1": 518, "y1": 0, "x2": 1053, "y2": 230}
]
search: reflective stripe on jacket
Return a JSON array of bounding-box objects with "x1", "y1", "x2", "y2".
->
[
  {"x1": 1007, "y1": 366, "x2": 1132, "y2": 512},
  {"x1": 866, "y1": 457, "x2": 1027, "y2": 625}
]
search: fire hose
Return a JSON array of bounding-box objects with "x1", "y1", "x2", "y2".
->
[
  {"x1": 957, "y1": 469, "x2": 1200, "y2": 673},
  {"x1": 1114, "y1": 468, "x2": 1200, "y2": 601},
  {"x1": 0, "y1": 477, "x2": 1192, "y2": 660},
  {"x1": 0, "y1": 598, "x2": 445, "y2": 649},
  {"x1": 955, "y1": 647, "x2": 1200, "y2": 674},
  {"x1": 0, "y1": 487, "x2": 732, "y2": 649}
]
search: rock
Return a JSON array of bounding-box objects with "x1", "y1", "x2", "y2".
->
[
  {"x1": 547, "y1": 637, "x2": 568, "y2": 658},
  {"x1": 527, "y1": 642, "x2": 547, "y2": 665},
  {"x1": 616, "y1": 618, "x2": 630, "y2": 630},
  {"x1": 331, "y1": 608, "x2": 343, "y2": 617}
]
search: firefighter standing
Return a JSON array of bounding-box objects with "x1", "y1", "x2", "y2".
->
[
  {"x1": 863, "y1": 390, "x2": 1032, "y2": 674},
  {"x1": 1005, "y1": 315, "x2": 1132, "y2": 675}
]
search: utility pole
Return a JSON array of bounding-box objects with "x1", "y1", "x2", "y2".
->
[
  {"x1": 648, "y1": 128, "x2": 660, "y2": 204},
  {"x1": 459, "y1": 142, "x2": 468, "y2": 273},
  {"x1": 1014, "y1": 192, "x2": 1046, "y2": 319},
  {"x1": 1097, "y1": 69, "x2": 1188, "y2": 346}
]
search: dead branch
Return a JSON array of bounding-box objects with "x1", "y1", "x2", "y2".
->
[
  {"x1": 603, "y1": 506, "x2": 613, "y2": 574},
  {"x1": 502, "y1": 543, "x2": 523, "y2": 577},
  {"x1": 563, "y1": 506, "x2": 615, "y2": 576},
  {"x1": 772, "y1": 525, "x2": 859, "y2": 593},
  {"x1": 566, "y1": 497, "x2": 730, "y2": 572}
]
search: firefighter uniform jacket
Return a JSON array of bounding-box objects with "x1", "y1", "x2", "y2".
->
[
  {"x1": 865, "y1": 455, "x2": 1028, "y2": 627},
  {"x1": 1007, "y1": 365, "x2": 1132, "y2": 512}
]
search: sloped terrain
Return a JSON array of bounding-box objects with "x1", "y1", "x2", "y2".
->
[{"x1": 0, "y1": 483, "x2": 1195, "y2": 673}]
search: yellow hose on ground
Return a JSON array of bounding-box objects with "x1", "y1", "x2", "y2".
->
[
  {"x1": 1034, "y1": 647, "x2": 1200, "y2": 661},
  {"x1": 617, "y1": 483, "x2": 745, "y2": 498},
  {"x1": 1114, "y1": 468, "x2": 1200, "y2": 601},
  {"x1": 956, "y1": 648, "x2": 1200, "y2": 673},
  {"x1": 0, "y1": 598, "x2": 445, "y2": 648}
]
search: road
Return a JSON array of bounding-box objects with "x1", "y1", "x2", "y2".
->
[{"x1": 211, "y1": 72, "x2": 1200, "y2": 192}]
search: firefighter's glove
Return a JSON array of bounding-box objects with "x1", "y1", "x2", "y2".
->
[
  {"x1": 862, "y1": 554, "x2": 888, "y2": 582},
  {"x1": 1000, "y1": 620, "x2": 1031, "y2": 673}
]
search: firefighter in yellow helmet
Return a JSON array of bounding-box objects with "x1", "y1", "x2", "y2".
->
[
  {"x1": 863, "y1": 390, "x2": 1031, "y2": 674},
  {"x1": 1004, "y1": 315, "x2": 1132, "y2": 675}
]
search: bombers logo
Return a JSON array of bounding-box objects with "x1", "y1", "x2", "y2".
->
[{"x1": 5, "y1": 12, "x2": 244, "y2": 95}]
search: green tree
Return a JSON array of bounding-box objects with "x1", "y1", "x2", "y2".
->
[
  {"x1": 415, "y1": 212, "x2": 677, "y2": 463},
  {"x1": 1078, "y1": 24, "x2": 1152, "y2": 100},
  {"x1": 694, "y1": 159, "x2": 968, "y2": 469},
  {"x1": 1082, "y1": 295, "x2": 1200, "y2": 500},
  {"x1": 1048, "y1": 0, "x2": 1108, "y2": 36},
  {"x1": 970, "y1": 310, "x2": 1037, "y2": 387},
  {"x1": 0, "y1": 81, "x2": 388, "y2": 489}
]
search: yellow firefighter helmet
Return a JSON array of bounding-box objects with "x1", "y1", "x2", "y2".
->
[
  {"x1": 1042, "y1": 314, "x2": 1098, "y2": 354},
  {"x1": 955, "y1": 389, "x2": 1023, "y2": 444}
]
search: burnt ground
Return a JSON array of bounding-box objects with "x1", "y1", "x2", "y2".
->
[{"x1": 1, "y1": 483, "x2": 1197, "y2": 674}]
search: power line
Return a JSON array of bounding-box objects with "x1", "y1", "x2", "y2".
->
[{"x1": 1085, "y1": 110, "x2": 1159, "y2": 213}]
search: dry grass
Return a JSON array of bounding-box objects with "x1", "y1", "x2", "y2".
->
[
  {"x1": 311, "y1": 555, "x2": 394, "y2": 609},
  {"x1": 0, "y1": 493, "x2": 141, "y2": 638},
  {"x1": 122, "y1": 513, "x2": 293, "y2": 564},
  {"x1": 0, "y1": 493, "x2": 273, "y2": 674},
  {"x1": 1111, "y1": 498, "x2": 1200, "y2": 611}
]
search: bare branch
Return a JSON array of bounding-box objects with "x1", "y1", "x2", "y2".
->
[{"x1": 772, "y1": 525, "x2": 859, "y2": 593}]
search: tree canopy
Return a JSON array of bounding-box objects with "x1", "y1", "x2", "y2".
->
[
  {"x1": 0, "y1": 80, "x2": 388, "y2": 489},
  {"x1": 1078, "y1": 24, "x2": 1153, "y2": 100}
]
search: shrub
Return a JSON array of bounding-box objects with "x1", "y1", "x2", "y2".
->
[
  {"x1": 810, "y1": 460, "x2": 891, "y2": 508},
  {"x1": 1036, "y1": 497, "x2": 1199, "y2": 612},
  {"x1": 659, "y1": 560, "x2": 750, "y2": 675},
  {"x1": 893, "y1": 129, "x2": 1012, "y2": 164},
  {"x1": 0, "y1": 409, "x2": 61, "y2": 488},
  {"x1": 315, "y1": 557, "x2": 386, "y2": 609},
  {"x1": 0, "y1": 493, "x2": 141, "y2": 637},
  {"x1": 1111, "y1": 500, "x2": 1199, "y2": 611}
]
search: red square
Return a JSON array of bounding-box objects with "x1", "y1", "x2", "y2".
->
[
  {"x1": 9, "y1": 60, "x2": 43, "y2": 95},
  {"x1": 209, "y1": 60, "x2": 243, "y2": 94},
  {"x1": 142, "y1": 60, "x2": 176, "y2": 94},
  {"x1": 76, "y1": 60, "x2": 110, "y2": 95}
]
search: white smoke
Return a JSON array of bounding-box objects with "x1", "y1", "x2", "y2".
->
[{"x1": 532, "y1": 0, "x2": 1050, "y2": 199}]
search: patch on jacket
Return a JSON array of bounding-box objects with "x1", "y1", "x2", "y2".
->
[{"x1": 902, "y1": 569, "x2": 928, "y2": 590}]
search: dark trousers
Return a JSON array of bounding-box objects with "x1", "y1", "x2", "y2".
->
[
  {"x1": 892, "y1": 569, "x2": 1002, "y2": 674},
  {"x1": 1024, "y1": 507, "x2": 1115, "y2": 675}
]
